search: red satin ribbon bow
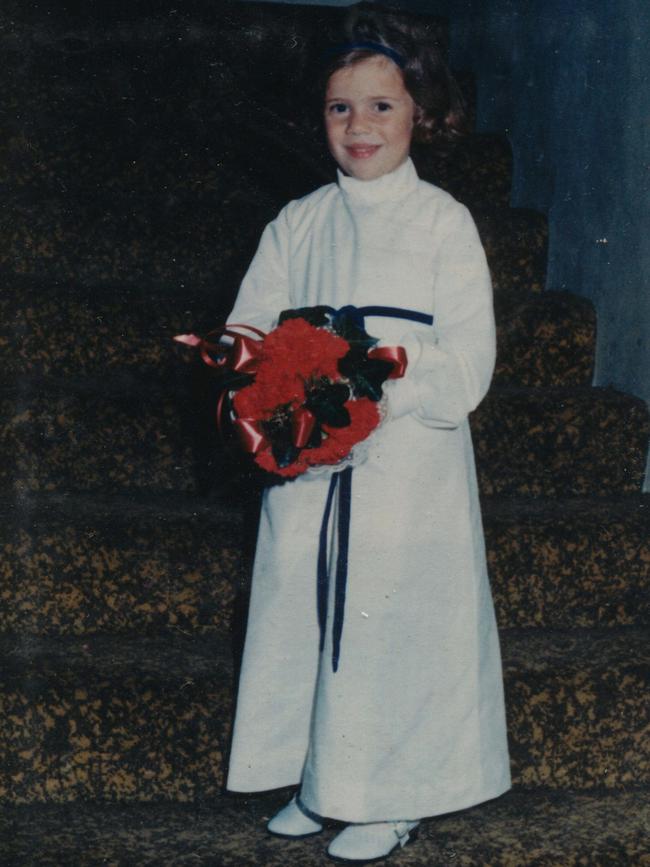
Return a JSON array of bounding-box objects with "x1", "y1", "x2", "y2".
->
[
  {"x1": 230, "y1": 406, "x2": 316, "y2": 456},
  {"x1": 231, "y1": 417, "x2": 269, "y2": 454},
  {"x1": 173, "y1": 324, "x2": 265, "y2": 373},
  {"x1": 292, "y1": 407, "x2": 317, "y2": 449},
  {"x1": 367, "y1": 345, "x2": 408, "y2": 378}
]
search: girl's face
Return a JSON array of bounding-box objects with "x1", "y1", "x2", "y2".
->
[{"x1": 324, "y1": 55, "x2": 415, "y2": 181}]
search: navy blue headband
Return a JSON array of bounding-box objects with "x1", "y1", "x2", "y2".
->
[{"x1": 324, "y1": 40, "x2": 406, "y2": 70}]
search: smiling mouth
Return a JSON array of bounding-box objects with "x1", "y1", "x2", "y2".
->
[{"x1": 345, "y1": 145, "x2": 381, "y2": 159}]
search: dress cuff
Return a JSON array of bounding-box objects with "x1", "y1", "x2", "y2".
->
[
  {"x1": 384, "y1": 377, "x2": 421, "y2": 420},
  {"x1": 379, "y1": 331, "x2": 424, "y2": 420}
]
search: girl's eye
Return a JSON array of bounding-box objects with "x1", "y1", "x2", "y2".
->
[
  {"x1": 375, "y1": 102, "x2": 392, "y2": 112},
  {"x1": 328, "y1": 103, "x2": 348, "y2": 114}
]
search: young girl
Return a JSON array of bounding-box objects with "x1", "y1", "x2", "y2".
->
[{"x1": 225, "y1": 6, "x2": 510, "y2": 862}]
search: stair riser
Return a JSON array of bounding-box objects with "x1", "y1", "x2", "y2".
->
[
  {"x1": 0, "y1": 291, "x2": 595, "y2": 387},
  {"x1": 1, "y1": 196, "x2": 267, "y2": 295},
  {"x1": 487, "y1": 512, "x2": 650, "y2": 628},
  {"x1": 2, "y1": 112, "x2": 326, "y2": 199},
  {"x1": 0, "y1": 391, "x2": 197, "y2": 494},
  {"x1": 505, "y1": 663, "x2": 648, "y2": 789},
  {"x1": 0, "y1": 657, "x2": 645, "y2": 803},
  {"x1": 1, "y1": 507, "x2": 647, "y2": 634},
  {"x1": 0, "y1": 674, "x2": 232, "y2": 804},
  {"x1": 1, "y1": 197, "x2": 545, "y2": 295},
  {"x1": 0, "y1": 292, "x2": 231, "y2": 381},
  {"x1": 473, "y1": 391, "x2": 649, "y2": 496},
  {"x1": 495, "y1": 293, "x2": 596, "y2": 387},
  {"x1": 414, "y1": 137, "x2": 512, "y2": 209},
  {"x1": 475, "y1": 210, "x2": 547, "y2": 294},
  {"x1": 2, "y1": 97, "x2": 331, "y2": 210},
  {"x1": 0, "y1": 514, "x2": 248, "y2": 636},
  {"x1": 2, "y1": 389, "x2": 646, "y2": 496}
]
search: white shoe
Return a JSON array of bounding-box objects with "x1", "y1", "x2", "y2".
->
[
  {"x1": 267, "y1": 795, "x2": 324, "y2": 838},
  {"x1": 327, "y1": 820, "x2": 420, "y2": 862}
]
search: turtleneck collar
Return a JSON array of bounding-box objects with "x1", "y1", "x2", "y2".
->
[{"x1": 337, "y1": 157, "x2": 419, "y2": 205}]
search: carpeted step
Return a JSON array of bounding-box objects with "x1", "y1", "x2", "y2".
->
[
  {"x1": 472, "y1": 387, "x2": 650, "y2": 496},
  {"x1": 2, "y1": 381, "x2": 647, "y2": 496},
  {"x1": 1, "y1": 494, "x2": 647, "y2": 637},
  {"x1": 502, "y1": 627, "x2": 649, "y2": 789},
  {"x1": 0, "y1": 375, "x2": 197, "y2": 494},
  {"x1": 485, "y1": 496, "x2": 650, "y2": 629},
  {"x1": 0, "y1": 634, "x2": 233, "y2": 804},
  {"x1": 474, "y1": 207, "x2": 548, "y2": 295},
  {"x1": 0, "y1": 287, "x2": 231, "y2": 380},
  {"x1": 0, "y1": 628, "x2": 647, "y2": 803},
  {"x1": 1, "y1": 191, "x2": 546, "y2": 296},
  {"x1": 2, "y1": 789, "x2": 648, "y2": 866},
  {"x1": 1, "y1": 191, "x2": 273, "y2": 296},
  {"x1": 494, "y1": 291, "x2": 596, "y2": 387},
  {"x1": 0, "y1": 286, "x2": 593, "y2": 387},
  {"x1": 0, "y1": 494, "x2": 251, "y2": 637},
  {"x1": 413, "y1": 134, "x2": 512, "y2": 209}
]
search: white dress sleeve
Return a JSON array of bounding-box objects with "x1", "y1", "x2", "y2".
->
[
  {"x1": 226, "y1": 204, "x2": 293, "y2": 331},
  {"x1": 384, "y1": 203, "x2": 496, "y2": 429}
]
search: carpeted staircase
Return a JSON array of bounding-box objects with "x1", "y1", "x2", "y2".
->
[{"x1": 1, "y1": 3, "x2": 649, "y2": 864}]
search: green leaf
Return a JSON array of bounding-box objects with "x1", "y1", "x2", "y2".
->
[
  {"x1": 305, "y1": 380, "x2": 351, "y2": 428},
  {"x1": 271, "y1": 441, "x2": 301, "y2": 469},
  {"x1": 338, "y1": 352, "x2": 393, "y2": 401}
]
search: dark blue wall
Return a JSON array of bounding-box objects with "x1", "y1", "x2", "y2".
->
[{"x1": 451, "y1": 0, "x2": 650, "y2": 416}]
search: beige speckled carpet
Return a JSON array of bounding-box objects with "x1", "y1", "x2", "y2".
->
[{"x1": 1, "y1": 2, "x2": 648, "y2": 864}]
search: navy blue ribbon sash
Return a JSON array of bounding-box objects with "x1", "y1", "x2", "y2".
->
[{"x1": 316, "y1": 305, "x2": 433, "y2": 673}]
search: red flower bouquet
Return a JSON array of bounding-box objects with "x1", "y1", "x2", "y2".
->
[{"x1": 174, "y1": 306, "x2": 407, "y2": 479}]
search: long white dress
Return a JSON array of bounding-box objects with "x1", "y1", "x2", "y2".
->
[{"x1": 225, "y1": 157, "x2": 511, "y2": 823}]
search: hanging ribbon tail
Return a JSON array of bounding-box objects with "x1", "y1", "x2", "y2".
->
[
  {"x1": 292, "y1": 407, "x2": 317, "y2": 449},
  {"x1": 316, "y1": 468, "x2": 353, "y2": 673},
  {"x1": 332, "y1": 467, "x2": 353, "y2": 673},
  {"x1": 367, "y1": 345, "x2": 408, "y2": 379},
  {"x1": 232, "y1": 418, "x2": 269, "y2": 454},
  {"x1": 318, "y1": 474, "x2": 339, "y2": 654}
]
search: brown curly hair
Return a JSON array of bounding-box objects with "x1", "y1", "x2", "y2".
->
[{"x1": 318, "y1": 3, "x2": 467, "y2": 144}]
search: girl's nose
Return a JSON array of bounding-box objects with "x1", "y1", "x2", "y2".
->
[{"x1": 346, "y1": 109, "x2": 369, "y2": 135}]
